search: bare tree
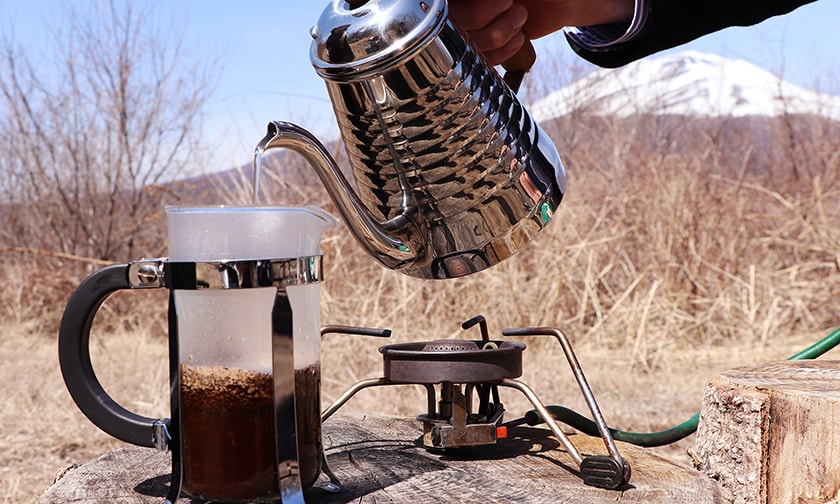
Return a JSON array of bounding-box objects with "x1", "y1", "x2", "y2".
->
[{"x1": 0, "y1": 1, "x2": 218, "y2": 260}]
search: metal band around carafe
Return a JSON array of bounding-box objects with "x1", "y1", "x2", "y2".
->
[{"x1": 126, "y1": 256, "x2": 324, "y2": 290}]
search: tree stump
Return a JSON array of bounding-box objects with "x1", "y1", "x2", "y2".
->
[
  {"x1": 40, "y1": 414, "x2": 721, "y2": 503},
  {"x1": 693, "y1": 360, "x2": 840, "y2": 504}
]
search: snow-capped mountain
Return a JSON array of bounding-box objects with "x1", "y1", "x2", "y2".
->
[{"x1": 530, "y1": 51, "x2": 840, "y2": 121}]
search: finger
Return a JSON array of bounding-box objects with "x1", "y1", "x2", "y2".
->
[
  {"x1": 448, "y1": 0, "x2": 515, "y2": 31},
  {"x1": 481, "y1": 31, "x2": 526, "y2": 66},
  {"x1": 463, "y1": 3, "x2": 528, "y2": 53}
]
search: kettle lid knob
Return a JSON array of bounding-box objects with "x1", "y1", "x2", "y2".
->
[{"x1": 310, "y1": 0, "x2": 447, "y2": 80}]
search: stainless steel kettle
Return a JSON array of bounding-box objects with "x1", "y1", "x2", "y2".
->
[{"x1": 258, "y1": 0, "x2": 566, "y2": 279}]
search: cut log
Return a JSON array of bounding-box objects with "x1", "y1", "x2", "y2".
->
[
  {"x1": 40, "y1": 414, "x2": 721, "y2": 503},
  {"x1": 693, "y1": 360, "x2": 840, "y2": 504}
]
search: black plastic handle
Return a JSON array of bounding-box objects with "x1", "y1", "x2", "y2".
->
[{"x1": 58, "y1": 263, "x2": 163, "y2": 448}]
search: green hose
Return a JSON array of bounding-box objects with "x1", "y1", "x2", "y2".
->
[
  {"x1": 786, "y1": 326, "x2": 840, "y2": 360},
  {"x1": 521, "y1": 325, "x2": 840, "y2": 447}
]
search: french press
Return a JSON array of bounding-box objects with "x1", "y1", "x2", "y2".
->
[{"x1": 58, "y1": 205, "x2": 338, "y2": 503}]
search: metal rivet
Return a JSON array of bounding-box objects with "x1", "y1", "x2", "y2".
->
[{"x1": 136, "y1": 264, "x2": 160, "y2": 286}]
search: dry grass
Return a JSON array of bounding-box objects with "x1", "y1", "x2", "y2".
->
[
  {"x1": 1, "y1": 293, "x2": 170, "y2": 504},
  {"x1": 3, "y1": 115, "x2": 840, "y2": 503}
]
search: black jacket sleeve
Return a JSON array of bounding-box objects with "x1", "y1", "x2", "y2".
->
[{"x1": 567, "y1": 0, "x2": 817, "y2": 68}]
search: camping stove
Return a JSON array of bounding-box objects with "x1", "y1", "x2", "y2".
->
[{"x1": 322, "y1": 316, "x2": 631, "y2": 490}]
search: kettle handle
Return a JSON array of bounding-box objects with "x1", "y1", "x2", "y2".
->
[
  {"x1": 501, "y1": 39, "x2": 536, "y2": 92},
  {"x1": 58, "y1": 263, "x2": 166, "y2": 448}
]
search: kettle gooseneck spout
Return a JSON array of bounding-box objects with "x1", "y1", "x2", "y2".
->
[{"x1": 255, "y1": 121, "x2": 420, "y2": 270}]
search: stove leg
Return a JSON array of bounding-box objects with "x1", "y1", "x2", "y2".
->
[
  {"x1": 501, "y1": 326, "x2": 631, "y2": 489},
  {"x1": 321, "y1": 378, "x2": 437, "y2": 422},
  {"x1": 498, "y1": 379, "x2": 583, "y2": 465},
  {"x1": 321, "y1": 377, "x2": 390, "y2": 422}
]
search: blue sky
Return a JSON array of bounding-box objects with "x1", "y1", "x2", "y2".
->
[{"x1": 2, "y1": 1, "x2": 838, "y2": 173}]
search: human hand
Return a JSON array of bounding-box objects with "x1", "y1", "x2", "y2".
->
[
  {"x1": 447, "y1": 0, "x2": 528, "y2": 66},
  {"x1": 448, "y1": 0, "x2": 635, "y2": 65}
]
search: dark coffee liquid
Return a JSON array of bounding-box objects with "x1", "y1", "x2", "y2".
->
[
  {"x1": 179, "y1": 363, "x2": 323, "y2": 501},
  {"x1": 295, "y1": 362, "x2": 322, "y2": 488},
  {"x1": 180, "y1": 365, "x2": 278, "y2": 501}
]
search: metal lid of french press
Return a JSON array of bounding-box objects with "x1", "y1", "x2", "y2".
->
[{"x1": 310, "y1": 0, "x2": 447, "y2": 81}]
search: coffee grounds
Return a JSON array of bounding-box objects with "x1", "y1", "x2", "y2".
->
[
  {"x1": 180, "y1": 365, "x2": 278, "y2": 501},
  {"x1": 179, "y1": 363, "x2": 324, "y2": 500}
]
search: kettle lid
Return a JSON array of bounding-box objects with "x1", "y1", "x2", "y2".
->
[{"x1": 310, "y1": 0, "x2": 447, "y2": 81}]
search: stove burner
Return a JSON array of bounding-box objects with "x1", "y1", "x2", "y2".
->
[
  {"x1": 380, "y1": 339, "x2": 525, "y2": 384},
  {"x1": 321, "y1": 316, "x2": 631, "y2": 490},
  {"x1": 422, "y1": 339, "x2": 480, "y2": 352}
]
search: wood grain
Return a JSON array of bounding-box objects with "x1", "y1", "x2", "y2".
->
[
  {"x1": 40, "y1": 414, "x2": 721, "y2": 503},
  {"x1": 694, "y1": 360, "x2": 840, "y2": 504}
]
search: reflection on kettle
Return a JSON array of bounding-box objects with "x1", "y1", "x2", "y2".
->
[{"x1": 257, "y1": 0, "x2": 566, "y2": 279}]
